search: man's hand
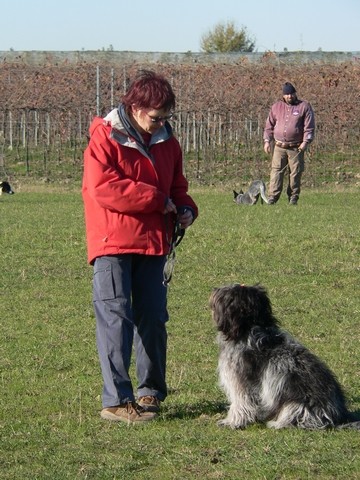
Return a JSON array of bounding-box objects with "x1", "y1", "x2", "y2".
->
[
  {"x1": 264, "y1": 142, "x2": 271, "y2": 154},
  {"x1": 298, "y1": 142, "x2": 308, "y2": 152}
]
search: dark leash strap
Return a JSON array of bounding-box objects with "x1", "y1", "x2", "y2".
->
[
  {"x1": 163, "y1": 217, "x2": 185, "y2": 287},
  {"x1": 172, "y1": 219, "x2": 185, "y2": 248},
  {"x1": 278, "y1": 147, "x2": 304, "y2": 174}
]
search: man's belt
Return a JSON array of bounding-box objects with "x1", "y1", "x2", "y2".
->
[{"x1": 275, "y1": 141, "x2": 301, "y2": 149}]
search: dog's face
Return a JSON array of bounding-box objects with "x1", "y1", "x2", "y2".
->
[
  {"x1": 210, "y1": 284, "x2": 276, "y2": 341},
  {"x1": 233, "y1": 190, "x2": 243, "y2": 202},
  {"x1": 0, "y1": 181, "x2": 14, "y2": 195}
]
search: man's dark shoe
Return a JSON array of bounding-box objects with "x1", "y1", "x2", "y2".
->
[
  {"x1": 268, "y1": 197, "x2": 276, "y2": 205},
  {"x1": 289, "y1": 197, "x2": 298, "y2": 205},
  {"x1": 138, "y1": 395, "x2": 161, "y2": 413},
  {"x1": 101, "y1": 402, "x2": 157, "y2": 423}
]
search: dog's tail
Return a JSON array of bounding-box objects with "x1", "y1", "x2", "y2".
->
[
  {"x1": 336, "y1": 421, "x2": 360, "y2": 430},
  {"x1": 259, "y1": 182, "x2": 269, "y2": 204},
  {"x1": 336, "y1": 412, "x2": 360, "y2": 430}
]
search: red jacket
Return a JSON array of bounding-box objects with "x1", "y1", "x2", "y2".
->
[{"x1": 82, "y1": 108, "x2": 198, "y2": 264}]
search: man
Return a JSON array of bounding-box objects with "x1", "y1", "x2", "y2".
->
[
  {"x1": 82, "y1": 71, "x2": 198, "y2": 423},
  {"x1": 263, "y1": 82, "x2": 315, "y2": 205}
]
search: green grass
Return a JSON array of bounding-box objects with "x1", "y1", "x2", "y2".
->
[
  {"x1": 1, "y1": 185, "x2": 360, "y2": 479},
  {"x1": 4, "y1": 145, "x2": 360, "y2": 188}
]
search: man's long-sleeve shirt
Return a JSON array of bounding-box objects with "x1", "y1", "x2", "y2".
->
[{"x1": 263, "y1": 99, "x2": 315, "y2": 145}]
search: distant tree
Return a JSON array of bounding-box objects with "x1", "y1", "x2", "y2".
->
[
  {"x1": 200, "y1": 21, "x2": 255, "y2": 53},
  {"x1": 100, "y1": 45, "x2": 114, "y2": 52}
]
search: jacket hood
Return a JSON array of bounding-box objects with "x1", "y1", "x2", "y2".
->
[
  {"x1": 104, "y1": 108, "x2": 126, "y2": 132},
  {"x1": 88, "y1": 107, "x2": 175, "y2": 164}
]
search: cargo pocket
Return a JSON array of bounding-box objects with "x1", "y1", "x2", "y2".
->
[{"x1": 93, "y1": 258, "x2": 116, "y2": 301}]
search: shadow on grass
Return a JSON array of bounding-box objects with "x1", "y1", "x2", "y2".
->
[
  {"x1": 349, "y1": 408, "x2": 360, "y2": 421},
  {"x1": 162, "y1": 401, "x2": 360, "y2": 430},
  {"x1": 163, "y1": 399, "x2": 228, "y2": 420}
]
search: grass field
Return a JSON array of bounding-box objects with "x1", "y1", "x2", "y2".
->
[{"x1": 1, "y1": 184, "x2": 359, "y2": 479}]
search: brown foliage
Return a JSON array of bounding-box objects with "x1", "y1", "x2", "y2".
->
[
  {"x1": 1, "y1": 60, "x2": 360, "y2": 128},
  {"x1": 1, "y1": 58, "x2": 360, "y2": 185}
]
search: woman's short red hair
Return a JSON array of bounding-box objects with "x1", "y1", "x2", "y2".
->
[{"x1": 122, "y1": 70, "x2": 175, "y2": 111}]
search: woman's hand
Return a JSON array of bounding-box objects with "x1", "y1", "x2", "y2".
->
[
  {"x1": 163, "y1": 198, "x2": 177, "y2": 214},
  {"x1": 178, "y1": 209, "x2": 193, "y2": 229}
]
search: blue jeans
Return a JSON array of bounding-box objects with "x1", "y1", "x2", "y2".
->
[{"x1": 92, "y1": 254, "x2": 168, "y2": 408}]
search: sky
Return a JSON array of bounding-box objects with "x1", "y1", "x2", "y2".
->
[{"x1": 0, "y1": 0, "x2": 359, "y2": 53}]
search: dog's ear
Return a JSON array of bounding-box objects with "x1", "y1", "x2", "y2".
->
[
  {"x1": 233, "y1": 190, "x2": 238, "y2": 198},
  {"x1": 246, "y1": 285, "x2": 279, "y2": 329},
  {"x1": 211, "y1": 285, "x2": 250, "y2": 341},
  {"x1": 211, "y1": 284, "x2": 279, "y2": 341}
]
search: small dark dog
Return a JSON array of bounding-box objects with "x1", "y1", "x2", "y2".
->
[
  {"x1": 0, "y1": 181, "x2": 15, "y2": 195},
  {"x1": 233, "y1": 180, "x2": 268, "y2": 205},
  {"x1": 210, "y1": 283, "x2": 360, "y2": 430}
]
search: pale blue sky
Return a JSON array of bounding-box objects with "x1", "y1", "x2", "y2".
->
[{"x1": 0, "y1": 0, "x2": 359, "y2": 53}]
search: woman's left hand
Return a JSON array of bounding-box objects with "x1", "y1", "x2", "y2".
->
[{"x1": 178, "y1": 209, "x2": 193, "y2": 229}]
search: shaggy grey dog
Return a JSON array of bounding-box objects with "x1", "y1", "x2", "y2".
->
[{"x1": 210, "y1": 283, "x2": 360, "y2": 430}]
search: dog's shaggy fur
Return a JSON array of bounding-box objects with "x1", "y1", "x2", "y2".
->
[{"x1": 210, "y1": 283, "x2": 360, "y2": 430}]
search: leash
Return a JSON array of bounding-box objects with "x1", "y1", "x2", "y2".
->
[
  {"x1": 163, "y1": 216, "x2": 185, "y2": 287},
  {"x1": 277, "y1": 147, "x2": 303, "y2": 175}
]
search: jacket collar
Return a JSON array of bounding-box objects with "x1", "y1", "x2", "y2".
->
[{"x1": 104, "y1": 105, "x2": 173, "y2": 147}]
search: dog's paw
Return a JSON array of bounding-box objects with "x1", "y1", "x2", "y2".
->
[
  {"x1": 217, "y1": 418, "x2": 246, "y2": 429},
  {"x1": 217, "y1": 418, "x2": 229, "y2": 428}
]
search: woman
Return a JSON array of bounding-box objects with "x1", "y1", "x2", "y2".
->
[{"x1": 82, "y1": 70, "x2": 198, "y2": 423}]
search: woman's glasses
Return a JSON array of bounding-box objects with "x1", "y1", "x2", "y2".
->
[{"x1": 146, "y1": 112, "x2": 173, "y2": 123}]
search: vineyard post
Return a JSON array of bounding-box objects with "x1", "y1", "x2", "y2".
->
[{"x1": 96, "y1": 65, "x2": 100, "y2": 116}]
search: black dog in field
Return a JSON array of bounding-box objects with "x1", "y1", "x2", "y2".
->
[
  {"x1": 233, "y1": 180, "x2": 268, "y2": 205},
  {"x1": 0, "y1": 181, "x2": 15, "y2": 195},
  {"x1": 210, "y1": 283, "x2": 360, "y2": 430}
]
